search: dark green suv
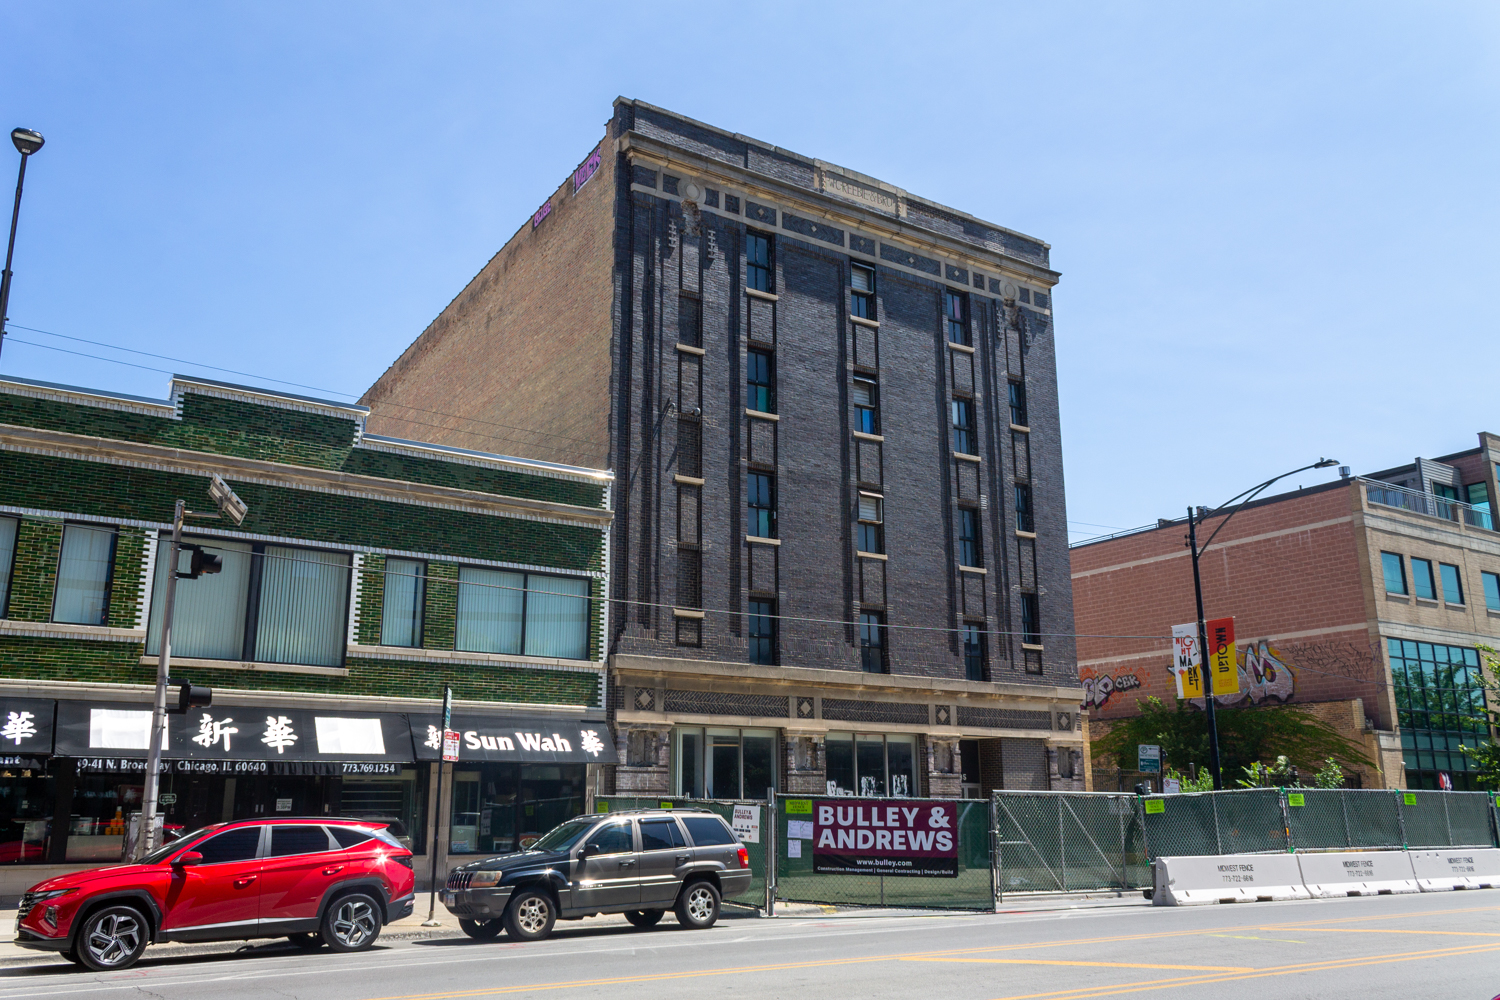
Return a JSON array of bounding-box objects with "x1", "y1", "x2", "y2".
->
[{"x1": 443, "y1": 809, "x2": 751, "y2": 941}]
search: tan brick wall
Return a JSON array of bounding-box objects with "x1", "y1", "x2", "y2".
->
[{"x1": 361, "y1": 136, "x2": 617, "y2": 469}]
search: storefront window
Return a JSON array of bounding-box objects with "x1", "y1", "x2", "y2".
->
[
  {"x1": 448, "y1": 762, "x2": 585, "y2": 854},
  {"x1": 0, "y1": 765, "x2": 53, "y2": 863},
  {"x1": 339, "y1": 768, "x2": 427, "y2": 853},
  {"x1": 825, "y1": 732, "x2": 917, "y2": 797},
  {"x1": 66, "y1": 771, "x2": 142, "y2": 862},
  {"x1": 671, "y1": 727, "x2": 777, "y2": 799}
]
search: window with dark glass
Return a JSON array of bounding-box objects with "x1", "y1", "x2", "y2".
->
[
  {"x1": 1434, "y1": 483, "x2": 1460, "y2": 520},
  {"x1": 0, "y1": 515, "x2": 17, "y2": 617},
  {"x1": 859, "y1": 612, "x2": 886, "y2": 673},
  {"x1": 1483, "y1": 571, "x2": 1500, "y2": 611},
  {"x1": 857, "y1": 494, "x2": 884, "y2": 554},
  {"x1": 381, "y1": 558, "x2": 425, "y2": 647},
  {"x1": 944, "y1": 290, "x2": 968, "y2": 345},
  {"x1": 678, "y1": 295, "x2": 701, "y2": 347},
  {"x1": 1389, "y1": 639, "x2": 1490, "y2": 790},
  {"x1": 852, "y1": 379, "x2": 879, "y2": 434},
  {"x1": 1466, "y1": 482, "x2": 1492, "y2": 530},
  {"x1": 1020, "y1": 593, "x2": 1040, "y2": 645},
  {"x1": 270, "y1": 825, "x2": 333, "y2": 857},
  {"x1": 1411, "y1": 558, "x2": 1437, "y2": 600},
  {"x1": 677, "y1": 418, "x2": 701, "y2": 478},
  {"x1": 747, "y1": 349, "x2": 775, "y2": 413},
  {"x1": 964, "y1": 624, "x2": 986, "y2": 681},
  {"x1": 824, "y1": 732, "x2": 917, "y2": 796},
  {"x1": 1014, "y1": 484, "x2": 1034, "y2": 533},
  {"x1": 747, "y1": 473, "x2": 776, "y2": 538},
  {"x1": 1381, "y1": 552, "x2": 1407, "y2": 595},
  {"x1": 53, "y1": 523, "x2": 116, "y2": 625},
  {"x1": 958, "y1": 508, "x2": 982, "y2": 567},
  {"x1": 1008, "y1": 380, "x2": 1028, "y2": 426},
  {"x1": 746, "y1": 231, "x2": 773, "y2": 292},
  {"x1": 748, "y1": 599, "x2": 776, "y2": 665},
  {"x1": 851, "y1": 263, "x2": 875, "y2": 319},
  {"x1": 951, "y1": 398, "x2": 974, "y2": 455},
  {"x1": 1439, "y1": 563, "x2": 1464, "y2": 605}
]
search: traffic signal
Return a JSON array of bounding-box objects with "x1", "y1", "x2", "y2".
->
[
  {"x1": 179, "y1": 544, "x2": 222, "y2": 579},
  {"x1": 169, "y1": 679, "x2": 212, "y2": 715}
]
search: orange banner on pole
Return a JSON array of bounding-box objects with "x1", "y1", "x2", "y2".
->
[{"x1": 1206, "y1": 617, "x2": 1238, "y2": 696}]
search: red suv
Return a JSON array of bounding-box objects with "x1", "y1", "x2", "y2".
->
[{"x1": 14, "y1": 818, "x2": 416, "y2": 971}]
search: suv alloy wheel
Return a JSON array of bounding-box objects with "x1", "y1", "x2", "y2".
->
[
  {"x1": 502, "y1": 889, "x2": 556, "y2": 941},
  {"x1": 76, "y1": 905, "x2": 150, "y2": 971},
  {"x1": 322, "y1": 893, "x2": 382, "y2": 952},
  {"x1": 675, "y1": 881, "x2": 720, "y2": 929}
]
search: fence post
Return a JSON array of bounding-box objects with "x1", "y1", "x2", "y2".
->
[
  {"x1": 1211, "y1": 792, "x2": 1223, "y2": 855},
  {"x1": 1441, "y1": 792, "x2": 1453, "y2": 847},
  {"x1": 1340, "y1": 789, "x2": 1352, "y2": 848},
  {"x1": 1397, "y1": 789, "x2": 1408, "y2": 850},
  {"x1": 765, "y1": 789, "x2": 776, "y2": 916},
  {"x1": 1280, "y1": 787, "x2": 1294, "y2": 853},
  {"x1": 1058, "y1": 796, "x2": 1066, "y2": 893},
  {"x1": 990, "y1": 792, "x2": 1002, "y2": 911}
]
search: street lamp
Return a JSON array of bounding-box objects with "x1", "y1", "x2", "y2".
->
[
  {"x1": 1187, "y1": 457, "x2": 1339, "y2": 790},
  {"x1": 0, "y1": 128, "x2": 45, "y2": 364}
]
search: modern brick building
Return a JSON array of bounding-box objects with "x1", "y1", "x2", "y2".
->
[
  {"x1": 1071, "y1": 434, "x2": 1500, "y2": 791},
  {"x1": 363, "y1": 99, "x2": 1085, "y2": 801},
  {"x1": 0, "y1": 372, "x2": 613, "y2": 897}
]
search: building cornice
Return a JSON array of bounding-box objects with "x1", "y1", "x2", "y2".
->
[
  {"x1": 619, "y1": 133, "x2": 1061, "y2": 288},
  {"x1": 0, "y1": 423, "x2": 613, "y2": 530}
]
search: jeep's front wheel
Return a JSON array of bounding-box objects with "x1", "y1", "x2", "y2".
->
[
  {"x1": 502, "y1": 889, "x2": 556, "y2": 941},
  {"x1": 75, "y1": 905, "x2": 149, "y2": 971}
]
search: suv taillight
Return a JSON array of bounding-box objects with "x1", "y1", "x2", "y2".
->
[
  {"x1": 393, "y1": 855, "x2": 414, "y2": 869},
  {"x1": 737, "y1": 847, "x2": 749, "y2": 869}
]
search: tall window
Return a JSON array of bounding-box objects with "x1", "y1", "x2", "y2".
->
[
  {"x1": 747, "y1": 349, "x2": 775, "y2": 413},
  {"x1": 677, "y1": 418, "x2": 701, "y2": 478},
  {"x1": 53, "y1": 524, "x2": 116, "y2": 626},
  {"x1": 678, "y1": 295, "x2": 702, "y2": 347},
  {"x1": 1381, "y1": 552, "x2": 1407, "y2": 595},
  {"x1": 951, "y1": 398, "x2": 975, "y2": 454},
  {"x1": 1014, "y1": 484, "x2": 1034, "y2": 533},
  {"x1": 673, "y1": 726, "x2": 778, "y2": 799},
  {"x1": 748, "y1": 599, "x2": 776, "y2": 664},
  {"x1": 851, "y1": 263, "x2": 875, "y2": 319},
  {"x1": 857, "y1": 494, "x2": 884, "y2": 554},
  {"x1": 1411, "y1": 558, "x2": 1437, "y2": 600},
  {"x1": 1484, "y1": 571, "x2": 1500, "y2": 612},
  {"x1": 1008, "y1": 380, "x2": 1028, "y2": 426},
  {"x1": 1439, "y1": 563, "x2": 1464, "y2": 605},
  {"x1": 455, "y1": 569, "x2": 590, "y2": 660},
  {"x1": 859, "y1": 612, "x2": 886, "y2": 673},
  {"x1": 958, "y1": 508, "x2": 982, "y2": 567},
  {"x1": 825, "y1": 732, "x2": 917, "y2": 796},
  {"x1": 747, "y1": 473, "x2": 776, "y2": 538},
  {"x1": 1020, "y1": 593, "x2": 1040, "y2": 645},
  {"x1": 0, "y1": 516, "x2": 16, "y2": 616},
  {"x1": 944, "y1": 290, "x2": 968, "y2": 345},
  {"x1": 964, "y1": 624, "x2": 986, "y2": 681},
  {"x1": 852, "y1": 379, "x2": 879, "y2": 434},
  {"x1": 746, "y1": 231, "x2": 773, "y2": 292},
  {"x1": 147, "y1": 538, "x2": 349, "y2": 667},
  {"x1": 380, "y1": 558, "x2": 425, "y2": 648},
  {"x1": 1389, "y1": 640, "x2": 1489, "y2": 790}
]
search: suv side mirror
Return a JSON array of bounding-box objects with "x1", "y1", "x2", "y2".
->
[
  {"x1": 580, "y1": 843, "x2": 601, "y2": 859},
  {"x1": 173, "y1": 851, "x2": 203, "y2": 867}
]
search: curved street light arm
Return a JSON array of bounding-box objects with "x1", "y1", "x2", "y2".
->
[{"x1": 1199, "y1": 458, "x2": 1337, "y2": 553}]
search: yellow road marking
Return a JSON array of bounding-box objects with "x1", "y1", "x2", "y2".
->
[
  {"x1": 1207, "y1": 934, "x2": 1305, "y2": 943},
  {"x1": 1297, "y1": 927, "x2": 1500, "y2": 938},
  {"x1": 902, "y1": 958, "x2": 1255, "y2": 972}
]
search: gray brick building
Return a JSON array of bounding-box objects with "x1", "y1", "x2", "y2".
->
[{"x1": 365, "y1": 99, "x2": 1085, "y2": 800}]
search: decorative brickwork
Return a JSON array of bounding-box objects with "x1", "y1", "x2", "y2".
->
[
  {"x1": 955, "y1": 706, "x2": 1052, "y2": 730},
  {"x1": 821, "y1": 699, "x2": 928, "y2": 725},
  {"x1": 661, "y1": 689, "x2": 789, "y2": 717}
]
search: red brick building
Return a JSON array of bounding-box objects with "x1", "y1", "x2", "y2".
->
[{"x1": 1071, "y1": 434, "x2": 1500, "y2": 791}]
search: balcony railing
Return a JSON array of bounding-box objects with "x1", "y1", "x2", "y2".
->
[{"x1": 1362, "y1": 478, "x2": 1495, "y2": 531}]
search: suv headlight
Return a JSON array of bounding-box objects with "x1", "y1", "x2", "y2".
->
[
  {"x1": 32, "y1": 889, "x2": 76, "y2": 902},
  {"x1": 468, "y1": 870, "x2": 501, "y2": 888}
]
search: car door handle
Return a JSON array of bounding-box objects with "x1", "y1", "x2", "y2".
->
[
  {"x1": 322, "y1": 865, "x2": 344, "y2": 876},
  {"x1": 617, "y1": 860, "x2": 635, "y2": 868},
  {"x1": 234, "y1": 876, "x2": 257, "y2": 888},
  {"x1": 675, "y1": 855, "x2": 691, "y2": 865}
]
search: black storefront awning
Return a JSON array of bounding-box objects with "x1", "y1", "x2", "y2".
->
[
  {"x1": 53, "y1": 701, "x2": 415, "y2": 775},
  {"x1": 408, "y1": 714, "x2": 617, "y2": 765},
  {"x1": 0, "y1": 697, "x2": 55, "y2": 767}
]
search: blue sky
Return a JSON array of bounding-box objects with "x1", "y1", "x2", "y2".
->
[{"x1": 1, "y1": 3, "x2": 1496, "y2": 541}]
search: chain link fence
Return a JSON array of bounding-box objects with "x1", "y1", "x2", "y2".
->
[
  {"x1": 994, "y1": 791, "x2": 1147, "y2": 893},
  {"x1": 593, "y1": 795, "x2": 768, "y2": 908}
]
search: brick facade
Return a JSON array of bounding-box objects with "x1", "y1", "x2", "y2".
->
[{"x1": 364, "y1": 99, "x2": 1086, "y2": 797}]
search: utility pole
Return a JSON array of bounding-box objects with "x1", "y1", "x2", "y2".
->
[
  {"x1": 0, "y1": 128, "x2": 45, "y2": 364},
  {"x1": 1187, "y1": 507, "x2": 1223, "y2": 790},
  {"x1": 424, "y1": 685, "x2": 455, "y2": 925}
]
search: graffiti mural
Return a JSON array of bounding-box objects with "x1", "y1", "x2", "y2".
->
[
  {"x1": 1080, "y1": 670, "x2": 1141, "y2": 711},
  {"x1": 1220, "y1": 640, "x2": 1297, "y2": 706}
]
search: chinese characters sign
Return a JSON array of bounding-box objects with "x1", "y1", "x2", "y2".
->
[{"x1": 811, "y1": 799, "x2": 959, "y2": 878}]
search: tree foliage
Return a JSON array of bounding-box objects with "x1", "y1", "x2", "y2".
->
[
  {"x1": 1458, "y1": 645, "x2": 1500, "y2": 790},
  {"x1": 1094, "y1": 697, "x2": 1373, "y2": 779}
]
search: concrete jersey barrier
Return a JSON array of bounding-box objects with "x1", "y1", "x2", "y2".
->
[
  {"x1": 1297, "y1": 851, "x2": 1418, "y2": 897},
  {"x1": 1152, "y1": 854, "x2": 1312, "y2": 906},
  {"x1": 1408, "y1": 849, "x2": 1500, "y2": 891}
]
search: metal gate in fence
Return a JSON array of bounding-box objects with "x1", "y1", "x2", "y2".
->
[{"x1": 994, "y1": 791, "x2": 1148, "y2": 894}]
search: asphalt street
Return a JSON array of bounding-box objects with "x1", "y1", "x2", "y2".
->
[{"x1": 3, "y1": 893, "x2": 1499, "y2": 1000}]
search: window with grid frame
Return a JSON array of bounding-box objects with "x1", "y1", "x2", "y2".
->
[
  {"x1": 748, "y1": 599, "x2": 777, "y2": 665},
  {"x1": 944, "y1": 290, "x2": 968, "y2": 345},
  {"x1": 746, "y1": 231, "x2": 773, "y2": 292},
  {"x1": 963, "y1": 623, "x2": 987, "y2": 681},
  {"x1": 1388, "y1": 639, "x2": 1490, "y2": 790},
  {"x1": 851, "y1": 263, "x2": 875, "y2": 319},
  {"x1": 857, "y1": 494, "x2": 884, "y2": 554},
  {"x1": 747, "y1": 349, "x2": 775, "y2": 414},
  {"x1": 958, "y1": 507, "x2": 982, "y2": 567},
  {"x1": 1008, "y1": 380, "x2": 1028, "y2": 426},
  {"x1": 859, "y1": 612, "x2": 887, "y2": 673},
  {"x1": 951, "y1": 398, "x2": 975, "y2": 455},
  {"x1": 747, "y1": 472, "x2": 776, "y2": 538}
]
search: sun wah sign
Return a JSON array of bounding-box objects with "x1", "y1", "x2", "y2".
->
[{"x1": 812, "y1": 799, "x2": 959, "y2": 878}]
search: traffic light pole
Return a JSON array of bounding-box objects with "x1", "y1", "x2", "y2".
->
[{"x1": 138, "y1": 500, "x2": 184, "y2": 859}]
